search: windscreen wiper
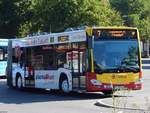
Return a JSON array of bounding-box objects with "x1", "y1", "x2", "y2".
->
[{"x1": 94, "y1": 62, "x2": 105, "y2": 74}]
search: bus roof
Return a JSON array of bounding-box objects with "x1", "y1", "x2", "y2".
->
[
  {"x1": 11, "y1": 26, "x2": 139, "y2": 48},
  {"x1": 12, "y1": 30, "x2": 87, "y2": 47},
  {"x1": 92, "y1": 26, "x2": 138, "y2": 30}
]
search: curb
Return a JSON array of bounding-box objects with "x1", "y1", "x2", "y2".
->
[{"x1": 95, "y1": 99, "x2": 146, "y2": 111}]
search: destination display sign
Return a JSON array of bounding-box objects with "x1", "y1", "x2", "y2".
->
[{"x1": 93, "y1": 29, "x2": 137, "y2": 40}]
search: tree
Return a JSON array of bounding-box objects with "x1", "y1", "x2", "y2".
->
[
  {"x1": 0, "y1": 0, "x2": 123, "y2": 38},
  {"x1": 28, "y1": 0, "x2": 123, "y2": 34},
  {"x1": 110, "y1": 0, "x2": 150, "y2": 40},
  {"x1": 0, "y1": 0, "x2": 33, "y2": 38}
]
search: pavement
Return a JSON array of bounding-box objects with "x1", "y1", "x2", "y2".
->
[
  {"x1": 96, "y1": 90, "x2": 150, "y2": 111},
  {"x1": 96, "y1": 58, "x2": 150, "y2": 112},
  {"x1": 142, "y1": 58, "x2": 150, "y2": 69},
  {"x1": 96, "y1": 79, "x2": 150, "y2": 112}
]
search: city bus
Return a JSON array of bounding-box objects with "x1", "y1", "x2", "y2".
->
[
  {"x1": 6, "y1": 27, "x2": 142, "y2": 95},
  {"x1": 0, "y1": 39, "x2": 8, "y2": 79}
]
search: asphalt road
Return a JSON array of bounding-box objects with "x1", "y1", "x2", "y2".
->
[
  {"x1": 0, "y1": 79, "x2": 115, "y2": 113},
  {"x1": 0, "y1": 59, "x2": 149, "y2": 113}
]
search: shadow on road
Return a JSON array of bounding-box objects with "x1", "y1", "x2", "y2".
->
[{"x1": 0, "y1": 80, "x2": 111, "y2": 104}]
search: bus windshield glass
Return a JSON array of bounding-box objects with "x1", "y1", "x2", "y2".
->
[{"x1": 93, "y1": 40, "x2": 139, "y2": 73}]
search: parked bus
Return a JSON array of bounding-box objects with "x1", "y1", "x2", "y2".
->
[
  {"x1": 0, "y1": 39, "x2": 8, "y2": 79},
  {"x1": 6, "y1": 27, "x2": 142, "y2": 95}
]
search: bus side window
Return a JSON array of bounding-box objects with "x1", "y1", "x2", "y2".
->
[
  {"x1": 0, "y1": 48, "x2": 3, "y2": 60},
  {"x1": 4, "y1": 47, "x2": 8, "y2": 61},
  {"x1": 57, "y1": 52, "x2": 66, "y2": 68},
  {"x1": 46, "y1": 54, "x2": 55, "y2": 70},
  {"x1": 19, "y1": 49, "x2": 24, "y2": 68}
]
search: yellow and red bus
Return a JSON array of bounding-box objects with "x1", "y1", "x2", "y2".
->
[
  {"x1": 86, "y1": 27, "x2": 142, "y2": 94},
  {"x1": 6, "y1": 26, "x2": 142, "y2": 95}
]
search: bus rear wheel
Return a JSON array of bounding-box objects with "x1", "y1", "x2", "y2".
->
[
  {"x1": 60, "y1": 77, "x2": 70, "y2": 93},
  {"x1": 16, "y1": 75, "x2": 23, "y2": 89}
]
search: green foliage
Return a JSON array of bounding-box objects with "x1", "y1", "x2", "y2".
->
[
  {"x1": 24, "y1": 0, "x2": 123, "y2": 34},
  {"x1": 110, "y1": 0, "x2": 150, "y2": 40},
  {"x1": 0, "y1": 0, "x2": 32, "y2": 38},
  {"x1": 0, "y1": 0, "x2": 149, "y2": 39},
  {"x1": 0, "y1": 0, "x2": 18, "y2": 38},
  {"x1": 18, "y1": 21, "x2": 32, "y2": 38},
  {"x1": 139, "y1": 17, "x2": 150, "y2": 39},
  {"x1": 0, "y1": 0, "x2": 123, "y2": 38}
]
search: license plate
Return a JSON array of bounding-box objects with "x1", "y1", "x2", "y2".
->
[{"x1": 114, "y1": 86, "x2": 126, "y2": 90}]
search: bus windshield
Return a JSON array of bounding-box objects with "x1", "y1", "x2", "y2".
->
[{"x1": 93, "y1": 40, "x2": 139, "y2": 73}]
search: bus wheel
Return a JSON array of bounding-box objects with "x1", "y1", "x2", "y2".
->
[
  {"x1": 16, "y1": 75, "x2": 23, "y2": 89},
  {"x1": 60, "y1": 77, "x2": 70, "y2": 93}
]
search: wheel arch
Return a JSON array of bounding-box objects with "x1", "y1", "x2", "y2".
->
[
  {"x1": 15, "y1": 72, "x2": 23, "y2": 89},
  {"x1": 59, "y1": 72, "x2": 72, "y2": 92},
  {"x1": 16, "y1": 72, "x2": 22, "y2": 79},
  {"x1": 59, "y1": 73, "x2": 68, "y2": 87}
]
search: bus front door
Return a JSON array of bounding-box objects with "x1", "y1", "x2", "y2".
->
[{"x1": 67, "y1": 51, "x2": 86, "y2": 91}]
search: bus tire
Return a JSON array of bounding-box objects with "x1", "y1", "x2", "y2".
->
[
  {"x1": 16, "y1": 74, "x2": 23, "y2": 89},
  {"x1": 59, "y1": 75, "x2": 70, "y2": 93}
]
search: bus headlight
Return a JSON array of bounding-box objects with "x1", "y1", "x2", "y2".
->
[
  {"x1": 135, "y1": 79, "x2": 143, "y2": 84},
  {"x1": 90, "y1": 79, "x2": 102, "y2": 86}
]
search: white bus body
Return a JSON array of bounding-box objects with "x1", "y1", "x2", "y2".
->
[{"x1": 7, "y1": 30, "x2": 87, "y2": 92}]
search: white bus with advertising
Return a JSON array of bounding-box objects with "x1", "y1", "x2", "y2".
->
[
  {"x1": 6, "y1": 27, "x2": 142, "y2": 95},
  {"x1": 0, "y1": 39, "x2": 8, "y2": 78}
]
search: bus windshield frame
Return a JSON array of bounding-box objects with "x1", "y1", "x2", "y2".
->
[{"x1": 93, "y1": 28, "x2": 140, "y2": 73}]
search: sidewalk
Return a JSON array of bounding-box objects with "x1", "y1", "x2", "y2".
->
[
  {"x1": 96, "y1": 91, "x2": 150, "y2": 111},
  {"x1": 142, "y1": 58, "x2": 150, "y2": 69},
  {"x1": 142, "y1": 58, "x2": 150, "y2": 60},
  {"x1": 96, "y1": 69, "x2": 150, "y2": 111}
]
